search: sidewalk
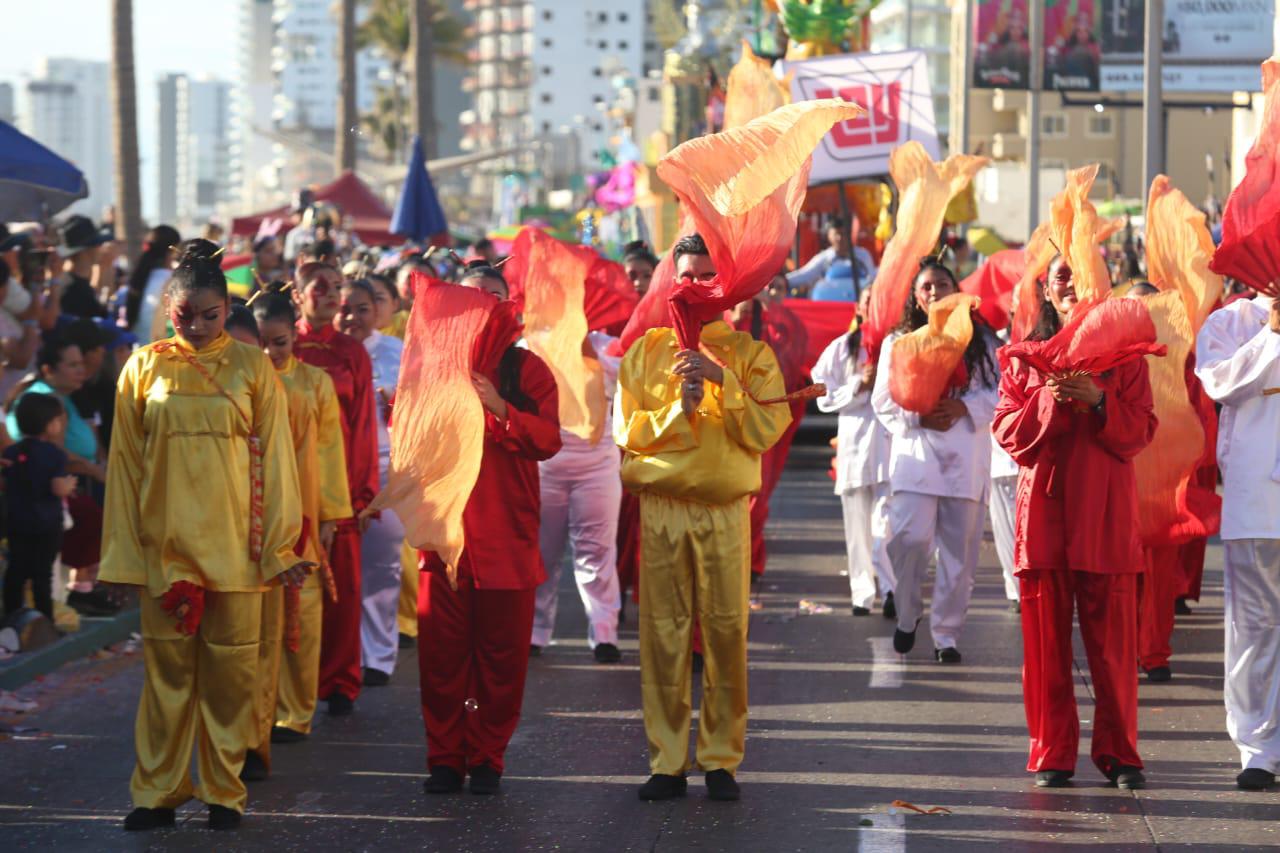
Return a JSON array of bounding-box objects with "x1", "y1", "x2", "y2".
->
[{"x1": 0, "y1": 606, "x2": 139, "y2": 692}]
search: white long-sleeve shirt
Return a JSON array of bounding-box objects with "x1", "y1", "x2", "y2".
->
[
  {"x1": 872, "y1": 329, "x2": 999, "y2": 502},
  {"x1": 811, "y1": 332, "x2": 889, "y2": 493},
  {"x1": 786, "y1": 246, "x2": 878, "y2": 292},
  {"x1": 990, "y1": 331, "x2": 1019, "y2": 479},
  {"x1": 1195, "y1": 295, "x2": 1280, "y2": 541},
  {"x1": 363, "y1": 330, "x2": 404, "y2": 457}
]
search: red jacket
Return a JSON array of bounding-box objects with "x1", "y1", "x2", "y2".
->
[
  {"x1": 423, "y1": 348, "x2": 562, "y2": 590},
  {"x1": 993, "y1": 357, "x2": 1156, "y2": 575},
  {"x1": 295, "y1": 321, "x2": 379, "y2": 516}
]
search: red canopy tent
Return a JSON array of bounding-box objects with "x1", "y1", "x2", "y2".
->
[{"x1": 230, "y1": 170, "x2": 397, "y2": 246}]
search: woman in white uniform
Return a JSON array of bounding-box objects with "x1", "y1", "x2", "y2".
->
[
  {"x1": 989, "y1": 329, "x2": 1021, "y2": 612},
  {"x1": 872, "y1": 259, "x2": 1000, "y2": 663}
]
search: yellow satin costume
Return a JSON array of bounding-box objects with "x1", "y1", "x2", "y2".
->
[
  {"x1": 101, "y1": 332, "x2": 303, "y2": 814},
  {"x1": 397, "y1": 541, "x2": 418, "y2": 638},
  {"x1": 614, "y1": 320, "x2": 792, "y2": 777},
  {"x1": 256, "y1": 356, "x2": 350, "y2": 758}
]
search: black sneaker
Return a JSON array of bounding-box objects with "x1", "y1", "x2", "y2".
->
[
  {"x1": 882, "y1": 592, "x2": 896, "y2": 620},
  {"x1": 1107, "y1": 765, "x2": 1146, "y2": 790},
  {"x1": 1034, "y1": 770, "x2": 1074, "y2": 788},
  {"x1": 529, "y1": 644, "x2": 542, "y2": 657},
  {"x1": 398, "y1": 632, "x2": 416, "y2": 649},
  {"x1": 1237, "y1": 768, "x2": 1276, "y2": 791},
  {"x1": 66, "y1": 589, "x2": 119, "y2": 617},
  {"x1": 893, "y1": 621, "x2": 918, "y2": 654},
  {"x1": 469, "y1": 764, "x2": 502, "y2": 795},
  {"x1": 1145, "y1": 665, "x2": 1172, "y2": 683},
  {"x1": 593, "y1": 642, "x2": 621, "y2": 664},
  {"x1": 705, "y1": 769, "x2": 740, "y2": 801},
  {"x1": 852, "y1": 606, "x2": 871, "y2": 617},
  {"x1": 1008, "y1": 600, "x2": 1022, "y2": 614},
  {"x1": 123, "y1": 806, "x2": 175, "y2": 831},
  {"x1": 638, "y1": 773, "x2": 687, "y2": 800},
  {"x1": 1174, "y1": 597, "x2": 1192, "y2": 616},
  {"x1": 363, "y1": 667, "x2": 390, "y2": 687},
  {"x1": 327, "y1": 693, "x2": 354, "y2": 716},
  {"x1": 208, "y1": 804, "x2": 242, "y2": 830},
  {"x1": 240, "y1": 749, "x2": 268, "y2": 781},
  {"x1": 271, "y1": 725, "x2": 307, "y2": 744},
  {"x1": 935, "y1": 647, "x2": 962, "y2": 664},
  {"x1": 423, "y1": 765, "x2": 463, "y2": 794}
]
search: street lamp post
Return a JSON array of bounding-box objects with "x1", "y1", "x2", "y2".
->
[
  {"x1": 1027, "y1": 0, "x2": 1043, "y2": 231},
  {"x1": 1143, "y1": 0, "x2": 1165, "y2": 199}
]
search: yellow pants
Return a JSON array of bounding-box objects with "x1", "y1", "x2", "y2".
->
[
  {"x1": 248, "y1": 587, "x2": 283, "y2": 771},
  {"x1": 397, "y1": 540, "x2": 418, "y2": 639},
  {"x1": 132, "y1": 589, "x2": 262, "y2": 813},
  {"x1": 275, "y1": 571, "x2": 322, "y2": 734},
  {"x1": 639, "y1": 493, "x2": 750, "y2": 777}
]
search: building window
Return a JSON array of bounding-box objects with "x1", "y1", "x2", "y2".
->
[
  {"x1": 542, "y1": 121, "x2": 551, "y2": 133},
  {"x1": 648, "y1": 87, "x2": 660, "y2": 102},
  {"x1": 540, "y1": 93, "x2": 552, "y2": 104},
  {"x1": 542, "y1": 38, "x2": 552, "y2": 48},
  {"x1": 592, "y1": 67, "x2": 602, "y2": 77},
  {"x1": 541, "y1": 66, "x2": 552, "y2": 76},
  {"x1": 598, "y1": 12, "x2": 607, "y2": 22},
  {"x1": 1086, "y1": 114, "x2": 1114, "y2": 137},
  {"x1": 618, "y1": 40, "x2": 629, "y2": 50},
  {"x1": 542, "y1": 10, "x2": 552, "y2": 21},
  {"x1": 1041, "y1": 113, "x2": 1067, "y2": 138},
  {"x1": 598, "y1": 40, "x2": 608, "y2": 49},
  {"x1": 619, "y1": 12, "x2": 629, "y2": 23},
  {"x1": 1096, "y1": 161, "x2": 1116, "y2": 188}
]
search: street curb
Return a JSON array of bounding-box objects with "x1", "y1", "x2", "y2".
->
[{"x1": 0, "y1": 607, "x2": 139, "y2": 691}]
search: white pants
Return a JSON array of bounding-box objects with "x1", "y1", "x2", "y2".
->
[
  {"x1": 360, "y1": 457, "x2": 404, "y2": 675},
  {"x1": 990, "y1": 475, "x2": 1020, "y2": 601},
  {"x1": 532, "y1": 445, "x2": 622, "y2": 648},
  {"x1": 886, "y1": 491, "x2": 983, "y2": 650},
  {"x1": 1224, "y1": 539, "x2": 1280, "y2": 773},
  {"x1": 840, "y1": 484, "x2": 893, "y2": 609}
]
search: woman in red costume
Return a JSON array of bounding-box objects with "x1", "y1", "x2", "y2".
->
[
  {"x1": 293, "y1": 261, "x2": 379, "y2": 716},
  {"x1": 419, "y1": 264, "x2": 561, "y2": 797},
  {"x1": 993, "y1": 256, "x2": 1156, "y2": 790}
]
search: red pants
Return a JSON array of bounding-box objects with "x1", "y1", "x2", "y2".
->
[
  {"x1": 749, "y1": 412, "x2": 801, "y2": 577},
  {"x1": 616, "y1": 491, "x2": 641, "y2": 603},
  {"x1": 1139, "y1": 545, "x2": 1180, "y2": 670},
  {"x1": 417, "y1": 571, "x2": 535, "y2": 774},
  {"x1": 319, "y1": 525, "x2": 363, "y2": 702},
  {"x1": 1179, "y1": 537, "x2": 1206, "y2": 602},
  {"x1": 1020, "y1": 570, "x2": 1141, "y2": 775}
]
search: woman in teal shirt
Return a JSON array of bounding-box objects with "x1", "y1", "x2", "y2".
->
[{"x1": 7, "y1": 339, "x2": 98, "y2": 468}]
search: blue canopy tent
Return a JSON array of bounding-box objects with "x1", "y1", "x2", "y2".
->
[
  {"x1": 0, "y1": 120, "x2": 88, "y2": 221},
  {"x1": 390, "y1": 134, "x2": 448, "y2": 244}
]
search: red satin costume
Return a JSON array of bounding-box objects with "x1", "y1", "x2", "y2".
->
[
  {"x1": 993, "y1": 357, "x2": 1157, "y2": 776},
  {"x1": 418, "y1": 348, "x2": 561, "y2": 775},
  {"x1": 295, "y1": 321, "x2": 380, "y2": 703}
]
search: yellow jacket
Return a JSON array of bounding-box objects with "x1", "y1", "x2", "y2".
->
[
  {"x1": 614, "y1": 321, "x2": 793, "y2": 505},
  {"x1": 381, "y1": 310, "x2": 409, "y2": 340},
  {"x1": 276, "y1": 356, "x2": 352, "y2": 563},
  {"x1": 100, "y1": 332, "x2": 303, "y2": 596}
]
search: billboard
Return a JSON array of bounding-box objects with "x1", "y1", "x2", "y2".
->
[
  {"x1": 973, "y1": 0, "x2": 1102, "y2": 91},
  {"x1": 783, "y1": 50, "x2": 941, "y2": 184}
]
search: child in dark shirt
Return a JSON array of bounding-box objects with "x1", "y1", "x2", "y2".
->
[{"x1": 3, "y1": 393, "x2": 76, "y2": 620}]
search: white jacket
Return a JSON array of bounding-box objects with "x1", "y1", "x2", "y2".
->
[
  {"x1": 1195, "y1": 296, "x2": 1280, "y2": 541},
  {"x1": 872, "y1": 329, "x2": 999, "y2": 502},
  {"x1": 811, "y1": 332, "x2": 889, "y2": 493}
]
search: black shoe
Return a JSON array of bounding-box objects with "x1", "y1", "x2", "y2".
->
[
  {"x1": 66, "y1": 589, "x2": 119, "y2": 618},
  {"x1": 1008, "y1": 600, "x2": 1022, "y2": 614},
  {"x1": 637, "y1": 773, "x2": 687, "y2": 800},
  {"x1": 469, "y1": 764, "x2": 502, "y2": 795},
  {"x1": 1145, "y1": 665, "x2": 1172, "y2": 683},
  {"x1": 240, "y1": 749, "x2": 268, "y2": 782},
  {"x1": 705, "y1": 769, "x2": 740, "y2": 801},
  {"x1": 1034, "y1": 770, "x2": 1074, "y2": 788},
  {"x1": 852, "y1": 606, "x2": 871, "y2": 616},
  {"x1": 618, "y1": 598, "x2": 627, "y2": 627},
  {"x1": 327, "y1": 692, "x2": 354, "y2": 716},
  {"x1": 423, "y1": 765, "x2": 464, "y2": 794},
  {"x1": 882, "y1": 592, "x2": 896, "y2": 620},
  {"x1": 893, "y1": 622, "x2": 918, "y2": 654},
  {"x1": 692, "y1": 651, "x2": 704, "y2": 674},
  {"x1": 363, "y1": 667, "x2": 390, "y2": 687},
  {"x1": 1237, "y1": 768, "x2": 1276, "y2": 791},
  {"x1": 123, "y1": 806, "x2": 175, "y2": 831},
  {"x1": 935, "y1": 647, "x2": 962, "y2": 664},
  {"x1": 208, "y1": 804, "x2": 242, "y2": 830},
  {"x1": 593, "y1": 642, "x2": 621, "y2": 664},
  {"x1": 271, "y1": 725, "x2": 307, "y2": 744},
  {"x1": 1174, "y1": 597, "x2": 1192, "y2": 616},
  {"x1": 1107, "y1": 765, "x2": 1147, "y2": 790},
  {"x1": 529, "y1": 644, "x2": 542, "y2": 657},
  {"x1": 398, "y1": 632, "x2": 416, "y2": 649}
]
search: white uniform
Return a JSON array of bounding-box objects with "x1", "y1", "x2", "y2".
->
[
  {"x1": 359, "y1": 331, "x2": 405, "y2": 676},
  {"x1": 873, "y1": 329, "x2": 999, "y2": 651},
  {"x1": 1196, "y1": 295, "x2": 1280, "y2": 774},
  {"x1": 532, "y1": 332, "x2": 624, "y2": 649},
  {"x1": 811, "y1": 332, "x2": 893, "y2": 609},
  {"x1": 990, "y1": 437, "x2": 1020, "y2": 603}
]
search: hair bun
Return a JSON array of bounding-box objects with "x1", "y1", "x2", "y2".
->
[{"x1": 178, "y1": 238, "x2": 221, "y2": 266}]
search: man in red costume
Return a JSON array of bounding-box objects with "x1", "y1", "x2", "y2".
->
[
  {"x1": 418, "y1": 265, "x2": 561, "y2": 796},
  {"x1": 293, "y1": 262, "x2": 380, "y2": 716}
]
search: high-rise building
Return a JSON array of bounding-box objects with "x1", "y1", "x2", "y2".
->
[
  {"x1": 20, "y1": 58, "x2": 113, "y2": 219},
  {"x1": 869, "y1": 0, "x2": 953, "y2": 138},
  {"x1": 159, "y1": 74, "x2": 233, "y2": 228},
  {"x1": 0, "y1": 83, "x2": 15, "y2": 124},
  {"x1": 157, "y1": 74, "x2": 183, "y2": 224},
  {"x1": 230, "y1": 0, "x2": 278, "y2": 211}
]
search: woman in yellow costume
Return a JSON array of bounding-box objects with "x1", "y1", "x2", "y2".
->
[{"x1": 100, "y1": 240, "x2": 308, "y2": 832}]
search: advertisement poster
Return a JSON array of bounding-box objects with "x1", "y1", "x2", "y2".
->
[
  {"x1": 784, "y1": 50, "x2": 941, "y2": 184},
  {"x1": 973, "y1": 0, "x2": 1101, "y2": 91},
  {"x1": 973, "y1": 0, "x2": 1032, "y2": 89}
]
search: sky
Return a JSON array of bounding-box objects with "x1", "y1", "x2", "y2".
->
[{"x1": 2, "y1": 0, "x2": 240, "y2": 220}]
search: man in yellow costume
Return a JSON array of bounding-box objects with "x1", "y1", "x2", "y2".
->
[{"x1": 615, "y1": 233, "x2": 793, "y2": 802}]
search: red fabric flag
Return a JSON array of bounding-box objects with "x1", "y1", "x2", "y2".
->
[
  {"x1": 999, "y1": 296, "x2": 1166, "y2": 377},
  {"x1": 959, "y1": 249, "x2": 1024, "y2": 330}
]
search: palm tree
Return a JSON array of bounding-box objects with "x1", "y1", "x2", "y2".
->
[
  {"x1": 361, "y1": 87, "x2": 406, "y2": 164},
  {"x1": 336, "y1": 0, "x2": 358, "y2": 174},
  {"x1": 111, "y1": 0, "x2": 143, "y2": 266}
]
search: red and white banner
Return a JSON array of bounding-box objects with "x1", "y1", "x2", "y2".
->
[{"x1": 782, "y1": 50, "x2": 941, "y2": 185}]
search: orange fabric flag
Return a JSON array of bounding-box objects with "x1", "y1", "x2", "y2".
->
[
  {"x1": 1047, "y1": 165, "x2": 1112, "y2": 302},
  {"x1": 862, "y1": 144, "x2": 988, "y2": 360},
  {"x1": 1145, "y1": 175, "x2": 1222, "y2": 335},
  {"x1": 724, "y1": 41, "x2": 790, "y2": 130},
  {"x1": 888, "y1": 292, "x2": 980, "y2": 414}
]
